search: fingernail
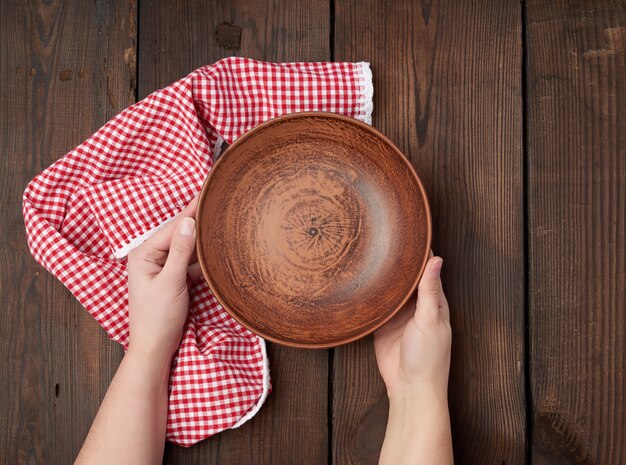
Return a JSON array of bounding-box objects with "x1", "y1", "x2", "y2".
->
[
  {"x1": 432, "y1": 257, "x2": 443, "y2": 275},
  {"x1": 179, "y1": 217, "x2": 196, "y2": 237}
]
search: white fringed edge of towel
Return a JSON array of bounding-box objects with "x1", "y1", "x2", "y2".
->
[
  {"x1": 231, "y1": 336, "x2": 271, "y2": 428},
  {"x1": 356, "y1": 62, "x2": 374, "y2": 125}
]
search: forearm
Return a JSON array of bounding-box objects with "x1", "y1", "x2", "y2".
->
[
  {"x1": 379, "y1": 387, "x2": 453, "y2": 465},
  {"x1": 74, "y1": 348, "x2": 171, "y2": 465}
]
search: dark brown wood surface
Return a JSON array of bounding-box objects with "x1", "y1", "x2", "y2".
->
[
  {"x1": 138, "y1": 1, "x2": 330, "y2": 464},
  {"x1": 1, "y1": 0, "x2": 625, "y2": 464},
  {"x1": 526, "y1": 1, "x2": 626, "y2": 463},
  {"x1": 333, "y1": 1, "x2": 526, "y2": 464},
  {"x1": 0, "y1": 0, "x2": 135, "y2": 463}
]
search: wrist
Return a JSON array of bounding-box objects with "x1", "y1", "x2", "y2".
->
[
  {"x1": 387, "y1": 382, "x2": 448, "y2": 408},
  {"x1": 125, "y1": 344, "x2": 175, "y2": 375},
  {"x1": 127, "y1": 332, "x2": 181, "y2": 365},
  {"x1": 111, "y1": 346, "x2": 172, "y2": 401},
  {"x1": 386, "y1": 384, "x2": 450, "y2": 438},
  {"x1": 382, "y1": 384, "x2": 454, "y2": 465}
]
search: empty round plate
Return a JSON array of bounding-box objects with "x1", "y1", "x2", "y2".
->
[{"x1": 196, "y1": 112, "x2": 431, "y2": 348}]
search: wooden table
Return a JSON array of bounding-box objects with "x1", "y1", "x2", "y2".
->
[{"x1": 1, "y1": 1, "x2": 624, "y2": 463}]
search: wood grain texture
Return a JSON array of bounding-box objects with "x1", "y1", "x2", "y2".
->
[
  {"x1": 138, "y1": 1, "x2": 330, "y2": 463},
  {"x1": 333, "y1": 1, "x2": 526, "y2": 464},
  {"x1": 0, "y1": 0, "x2": 136, "y2": 463},
  {"x1": 527, "y1": 1, "x2": 626, "y2": 463},
  {"x1": 139, "y1": 0, "x2": 329, "y2": 93}
]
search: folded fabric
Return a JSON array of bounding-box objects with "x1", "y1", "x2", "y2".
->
[{"x1": 22, "y1": 57, "x2": 374, "y2": 446}]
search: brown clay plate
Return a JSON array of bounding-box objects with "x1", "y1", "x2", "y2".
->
[{"x1": 196, "y1": 112, "x2": 431, "y2": 348}]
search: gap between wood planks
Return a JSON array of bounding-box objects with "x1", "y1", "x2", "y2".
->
[
  {"x1": 328, "y1": 2, "x2": 336, "y2": 464},
  {"x1": 521, "y1": 2, "x2": 533, "y2": 465}
]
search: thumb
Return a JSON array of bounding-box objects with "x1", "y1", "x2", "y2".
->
[
  {"x1": 162, "y1": 217, "x2": 196, "y2": 287},
  {"x1": 416, "y1": 257, "x2": 444, "y2": 322}
]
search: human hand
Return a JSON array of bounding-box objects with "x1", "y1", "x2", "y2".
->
[
  {"x1": 374, "y1": 255, "x2": 451, "y2": 400},
  {"x1": 126, "y1": 197, "x2": 204, "y2": 363}
]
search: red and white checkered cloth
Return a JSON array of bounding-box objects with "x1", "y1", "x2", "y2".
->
[{"x1": 22, "y1": 57, "x2": 373, "y2": 446}]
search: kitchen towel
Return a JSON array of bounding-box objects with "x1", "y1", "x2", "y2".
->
[{"x1": 22, "y1": 57, "x2": 373, "y2": 446}]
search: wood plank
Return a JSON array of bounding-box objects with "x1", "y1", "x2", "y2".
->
[
  {"x1": 527, "y1": 1, "x2": 626, "y2": 463},
  {"x1": 333, "y1": 1, "x2": 526, "y2": 464},
  {"x1": 0, "y1": 0, "x2": 136, "y2": 463},
  {"x1": 138, "y1": 2, "x2": 330, "y2": 464}
]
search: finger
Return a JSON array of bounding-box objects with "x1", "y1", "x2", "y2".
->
[
  {"x1": 128, "y1": 197, "x2": 198, "y2": 274},
  {"x1": 438, "y1": 278, "x2": 450, "y2": 322},
  {"x1": 428, "y1": 249, "x2": 449, "y2": 315},
  {"x1": 432, "y1": 252, "x2": 450, "y2": 320},
  {"x1": 128, "y1": 241, "x2": 168, "y2": 273},
  {"x1": 142, "y1": 196, "x2": 198, "y2": 254},
  {"x1": 439, "y1": 289, "x2": 450, "y2": 322},
  {"x1": 187, "y1": 261, "x2": 204, "y2": 282},
  {"x1": 416, "y1": 256, "x2": 444, "y2": 322},
  {"x1": 161, "y1": 217, "x2": 197, "y2": 288},
  {"x1": 128, "y1": 236, "x2": 169, "y2": 276}
]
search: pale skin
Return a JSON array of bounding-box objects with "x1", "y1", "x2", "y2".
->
[
  {"x1": 74, "y1": 198, "x2": 202, "y2": 465},
  {"x1": 374, "y1": 254, "x2": 453, "y2": 465},
  {"x1": 74, "y1": 198, "x2": 453, "y2": 465}
]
